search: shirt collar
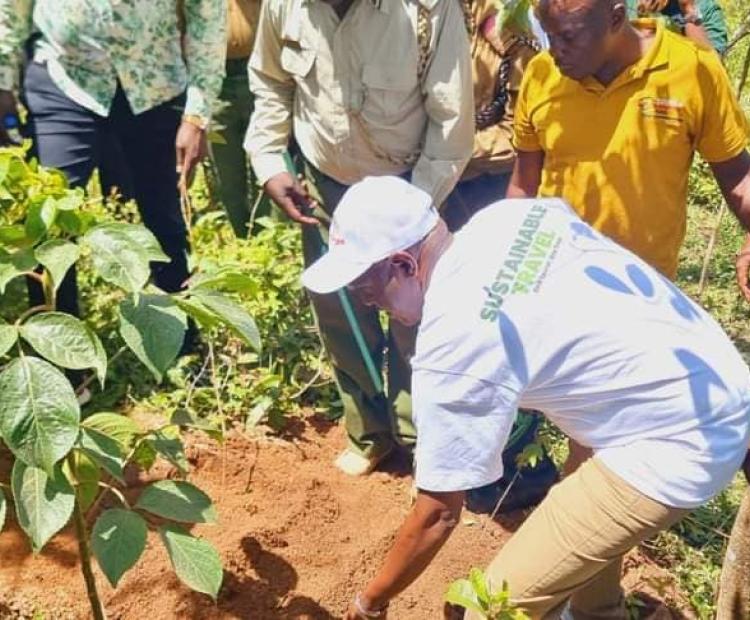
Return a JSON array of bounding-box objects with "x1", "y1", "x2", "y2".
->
[{"x1": 627, "y1": 18, "x2": 669, "y2": 79}]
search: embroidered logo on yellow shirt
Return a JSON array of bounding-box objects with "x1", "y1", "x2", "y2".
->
[{"x1": 638, "y1": 97, "x2": 685, "y2": 123}]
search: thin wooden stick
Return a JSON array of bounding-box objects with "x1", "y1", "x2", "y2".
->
[{"x1": 698, "y1": 203, "x2": 727, "y2": 298}]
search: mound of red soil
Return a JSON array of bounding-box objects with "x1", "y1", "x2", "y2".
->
[{"x1": 0, "y1": 416, "x2": 692, "y2": 619}]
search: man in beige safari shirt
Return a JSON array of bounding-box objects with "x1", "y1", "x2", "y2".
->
[{"x1": 244, "y1": 0, "x2": 473, "y2": 475}]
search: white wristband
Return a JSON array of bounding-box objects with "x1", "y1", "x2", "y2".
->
[{"x1": 354, "y1": 593, "x2": 388, "y2": 618}]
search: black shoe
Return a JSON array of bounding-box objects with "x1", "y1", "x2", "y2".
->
[{"x1": 466, "y1": 454, "x2": 559, "y2": 515}]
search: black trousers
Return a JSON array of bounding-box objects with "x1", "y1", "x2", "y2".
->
[{"x1": 23, "y1": 61, "x2": 189, "y2": 315}]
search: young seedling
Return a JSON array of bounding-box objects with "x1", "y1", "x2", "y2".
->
[{"x1": 445, "y1": 568, "x2": 529, "y2": 620}]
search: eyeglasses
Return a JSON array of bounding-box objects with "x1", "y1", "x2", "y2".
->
[{"x1": 348, "y1": 260, "x2": 393, "y2": 306}]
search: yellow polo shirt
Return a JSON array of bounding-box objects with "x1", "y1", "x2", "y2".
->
[{"x1": 513, "y1": 19, "x2": 749, "y2": 278}]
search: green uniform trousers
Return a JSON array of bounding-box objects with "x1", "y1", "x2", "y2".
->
[
  {"x1": 300, "y1": 159, "x2": 416, "y2": 458},
  {"x1": 210, "y1": 57, "x2": 274, "y2": 238}
]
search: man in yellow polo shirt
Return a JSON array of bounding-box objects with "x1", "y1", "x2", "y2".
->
[
  {"x1": 508, "y1": 0, "x2": 750, "y2": 527},
  {"x1": 508, "y1": 0, "x2": 750, "y2": 282}
]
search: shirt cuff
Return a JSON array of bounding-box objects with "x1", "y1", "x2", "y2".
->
[
  {"x1": 184, "y1": 85, "x2": 211, "y2": 127},
  {"x1": 0, "y1": 65, "x2": 17, "y2": 92},
  {"x1": 249, "y1": 152, "x2": 289, "y2": 185}
]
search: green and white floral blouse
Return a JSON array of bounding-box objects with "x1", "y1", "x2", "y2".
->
[{"x1": 0, "y1": 0, "x2": 227, "y2": 123}]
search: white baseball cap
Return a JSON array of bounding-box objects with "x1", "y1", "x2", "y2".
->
[{"x1": 301, "y1": 176, "x2": 440, "y2": 294}]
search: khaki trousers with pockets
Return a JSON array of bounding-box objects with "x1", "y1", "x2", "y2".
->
[{"x1": 466, "y1": 458, "x2": 688, "y2": 619}]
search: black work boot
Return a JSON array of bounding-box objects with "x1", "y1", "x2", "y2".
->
[
  {"x1": 466, "y1": 409, "x2": 559, "y2": 515},
  {"x1": 465, "y1": 453, "x2": 558, "y2": 515}
]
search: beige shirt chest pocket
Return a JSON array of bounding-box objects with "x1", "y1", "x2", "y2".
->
[
  {"x1": 280, "y1": 44, "x2": 316, "y2": 85},
  {"x1": 360, "y1": 63, "x2": 422, "y2": 127}
]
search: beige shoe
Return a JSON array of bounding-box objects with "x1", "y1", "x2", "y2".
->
[{"x1": 334, "y1": 448, "x2": 388, "y2": 476}]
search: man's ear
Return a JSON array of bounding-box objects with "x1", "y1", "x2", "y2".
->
[
  {"x1": 390, "y1": 252, "x2": 417, "y2": 277},
  {"x1": 611, "y1": 2, "x2": 627, "y2": 29}
]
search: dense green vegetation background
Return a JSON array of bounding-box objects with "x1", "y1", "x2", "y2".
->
[{"x1": 0, "y1": 3, "x2": 748, "y2": 615}]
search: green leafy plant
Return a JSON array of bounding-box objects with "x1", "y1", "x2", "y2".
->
[
  {"x1": 186, "y1": 212, "x2": 337, "y2": 431},
  {"x1": 445, "y1": 568, "x2": 530, "y2": 619},
  {"x1": 0, "y1": 146, "x2": 261, "y2": 618}
]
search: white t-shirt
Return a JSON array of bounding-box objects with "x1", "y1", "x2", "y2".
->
[{"x1": 412, "y1": 198, "x2": 750, "y2": 508}]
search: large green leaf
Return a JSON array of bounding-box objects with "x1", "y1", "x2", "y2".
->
[
  {"x1": 35, "y1": 239, "x2": 80, "y2": 291},
  {"x1": 173, "y1": 295, "x2": 221, "y2": 330},
  {"x1": 82, "y1": 412, "x2": 140, "y2": 452},
  {"x1": 20, "y1": 312, "x2": 107, "y2": 385},
  {"x1": 79, "y1": 428, "x2": 125, "y2": 482},
  {"x1": 469, "y1": 567, "x2": 490, "y2": 605},
  {"x1": 159, "y1": 525, "x2": 223, "y2": 599},
  {"x1": 135, "y1": 481, "x2": 217, "y2": 524},
  {"x1": 0, "y1": 247, "x2": 36, "y2": 294},
  {"x1": 171, "y1": 408, "x2": 223, "y2": 442},
  {"x1": 191, "y1": 291, "x2": 260, "y2": 352},
  {"x1": 119, "y1": 295, "x2": 187, "y2": 382},
  {"x1": 83, "y1": 223, "x2": 168, "y2": 292},
  {"x1": 89, "y1": 324, "x2": 108, "y2": 386},
  {"x1": 57, "y1": 210, "x2": 96, "y2": 237},
  {"x1": 121, "y1": 226, "x2": 170, "y2": 263},
  {"x1": 65, "y1": 451, "x2": 100, "y2": 512},
  {"x1": 0, "y1": 319, "x2": 17, "y2": 357},
  {"x1": 12, "y1": 460, "x2": 75, "y2": 552},
  {"x1": 0, "y1": 487, "x2": 6, "y2": 533},
  {"x1": 55, "y1": 189, "x2": 85, "y2": 211},
  {"x1": 25, "y1": 196, "x2": 58, "y2": 243},
  {"x1": 0, "y1": 356, "x2": 80, "y2": 471},
  {"x1": 0, "y1": 225, "x2": 28, "y2": 248},
  {"x1": 149, "y1": 427, "x2": 189, "y2": 474},
  {"x1": 189, "y1": 269, "x2": 258, "y2": 295},
  {"x1": 131, "y1": 439, "x2": 157, "y2": 471},
  {"x1": 92, "y1": 509, "x2": 148, "y2": 587},
  {"x1": 444, "y1": 578, "x2": 485, "y2": 615}
]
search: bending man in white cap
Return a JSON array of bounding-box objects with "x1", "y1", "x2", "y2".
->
[{"x1": 302, "y1": 176, "x2": 750, "y2": 619}]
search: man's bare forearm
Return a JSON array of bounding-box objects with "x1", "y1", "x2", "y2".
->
[
  {"x1": 506, "y1": 150, "x2": 544, "y2": 199},
  {"x1": 359, "y1": 491, "x2": 465, "y2": 609},
  {"x1": 711, "y1": 151, "x2": 750, "y2": 231}
]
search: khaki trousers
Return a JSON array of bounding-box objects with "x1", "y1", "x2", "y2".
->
[{"x1": 466, "y1": 458, "x2": 688, "y2": 619}]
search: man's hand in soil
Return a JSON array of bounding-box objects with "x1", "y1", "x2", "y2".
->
[
  {"x1": 0, "y1": 90, "x2": 18, "y2": 146},
  {"x1": 344, "y1": 490, "x2": 465, "y2": 619},
  {"x1": 264, "y1": 171, "x2": 320, "y2": 226},
  {"x1": 175, "y1": 118, "x2": 208, "y2": 189}
]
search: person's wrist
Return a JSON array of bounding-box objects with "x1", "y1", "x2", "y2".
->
[
  {"x1": 181, "y1": 114, "x2": 208, "y2": 131},
  {"x1": 355, "y1": 591, "x2": 388, "y2": 618}
]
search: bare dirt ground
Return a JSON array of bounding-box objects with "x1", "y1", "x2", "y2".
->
[{"x1": 0, "y1": 414, "x2": 694, "y2": 619}]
